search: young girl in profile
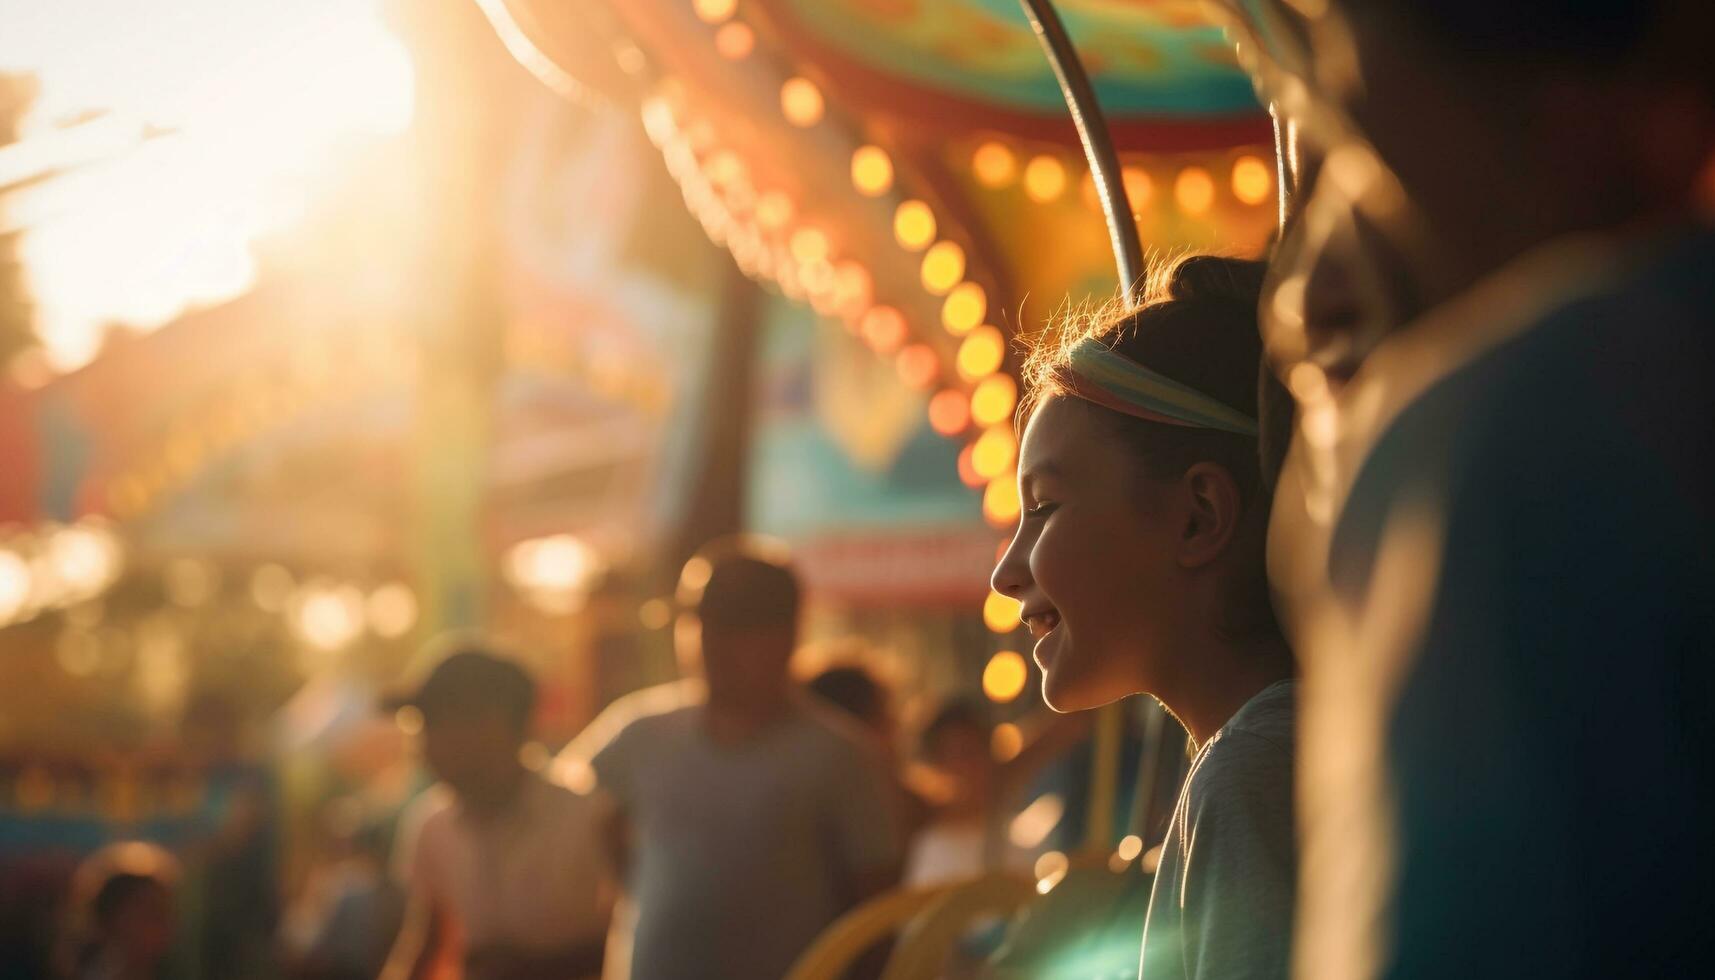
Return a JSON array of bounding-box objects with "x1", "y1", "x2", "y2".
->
[{"x1": 991, "y1": 255, "x2": 1296, "y2": 979}]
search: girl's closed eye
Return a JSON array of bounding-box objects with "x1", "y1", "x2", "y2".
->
[{"x1": 1025, "y1": 501, "x2": 1059, "y2": 519}]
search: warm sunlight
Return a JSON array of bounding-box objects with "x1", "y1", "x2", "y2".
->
[{"x1": 0, "y1": 0, "x2": 414, "y2": 375}]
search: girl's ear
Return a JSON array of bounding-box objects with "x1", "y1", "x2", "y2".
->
[{"x1": 1177, "y1": 462, "x2": 1243, "y2": 568}]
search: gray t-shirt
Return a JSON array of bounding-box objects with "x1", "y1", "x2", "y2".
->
[
  {"x1": 1140, "y1": 680, "x2": 1295, "y2": 980},
  {"x1": 562, "y1": 681, "x2": 902, "y2": 980}
]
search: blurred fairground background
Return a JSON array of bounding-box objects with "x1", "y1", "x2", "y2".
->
[{"x1": 0, "y1": 1, "x2": 1282, "y2": 976}]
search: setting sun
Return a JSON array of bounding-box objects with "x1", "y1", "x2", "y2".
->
[{"x1": 0, "y1": 0, "x2": 414, "y2": 376}]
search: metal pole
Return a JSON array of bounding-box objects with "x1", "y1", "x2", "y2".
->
[{"x1": 1017, "y1": 0, "x2": 1146, "y2": 304}]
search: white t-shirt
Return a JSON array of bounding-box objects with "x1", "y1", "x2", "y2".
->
[
  {"x1": 556, "y1": 680, "x2": 903, "y2": 980},
  {"x1": 394, "y1": 773, "x2": 609, "y2": 958},
  {"x1": 1139, "y1": 679, "x2": 1295, "y2": 980}
]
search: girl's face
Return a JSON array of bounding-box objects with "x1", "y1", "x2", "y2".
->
[{"x1": 991, "y1": 396, "x2": 1185, "y2": 712}]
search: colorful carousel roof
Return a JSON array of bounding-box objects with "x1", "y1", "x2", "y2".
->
[{"x1": 486, "y1": 0, "x2": 1277, "y2": 545}]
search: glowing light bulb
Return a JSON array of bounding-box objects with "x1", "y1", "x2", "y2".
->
[
  {"x1": 920, "y1": 241, "x2": 966, "y2": 295},
  {"x1": 957, "y1": 326, "x2": 1006, "y2": 380},
  {"x1": 860, "y1": 306, "x2": 907, "y2": 353},
  {"x1": 789, "y1": 227, "x2": 829, "y2": 264},
  {"x1": 970, "y1": 375, "x2": 1017, "y2": 427},
  {"x1": 927, "y1": 389, "x2": 971, "y2": 436},
  {"x1": 893, "y1": 200, "x2": 936, "y2": 251},
  {"x1": 755, "y1": 191, "x2": 793, "y2": 229},
  {"x1": 983, "y1": 590, "x2": 1022, "y2": 632},
  {"x1": 940, "y1": 282, "x2": 986, "y2": 336},
  {"x1": 972, "y1": 142, "x2": 1017, "y2": 188},
  {"x1": 895, "y1": 344, "x2": 938, "y2": 390},
  {"x1": 1231, "y1": 155, "x2": 1273, "y2": 205},
  {"x1": 714, "y1": 22, "x2": 754, "y2": 60},
  {"x1": 780, "y1": 77, "x2": 824, "y2": 127},
  {"x1": 1024, "y1": 155, "x2": 1068, "y2": 202},
  {"x1": 850, "y1": 145, "x2": 893, "y2": 196},
  {"x1": 991, "y1": 722, "x2": 1024, "y2": 761},
  {"x1": 1175, "y1": 166, "x2": 1216, "y2": 214},
  {"x1": 982, "y1": 649, "x2": 1029, "y2": 702},
  {"x1": 970, "y1": 425, "x2": 1016, "y2": 479},
  {"x1": 693, "y1": 0, "x2": 738, "y2": 23},
  {"x1": 1123, "y1": 165, "x2": 1153, "y2": 209},
  {"x1": 983, "y1": 476, "x2": 1021, "y2": 526}
]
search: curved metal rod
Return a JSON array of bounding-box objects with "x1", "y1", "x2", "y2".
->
[{"x1": 1017, "y1": 0, "x2": 1146, "y2": 304}]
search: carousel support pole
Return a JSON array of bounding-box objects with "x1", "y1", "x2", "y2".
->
[
  {"x1": 396, "y1": 0, "x2": 520, "y2": 640},
  {"x1": 1018, "y1": 0, "x2": 1145, "y2": 853}
]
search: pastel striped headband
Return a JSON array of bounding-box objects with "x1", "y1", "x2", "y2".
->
[{"x1": 1052, "y1": 337, "x2": 1259, "y2": 437}]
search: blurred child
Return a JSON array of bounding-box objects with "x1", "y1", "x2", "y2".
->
[{"x1": 68, "y1": 843, "x2": 179, "y2": 980}]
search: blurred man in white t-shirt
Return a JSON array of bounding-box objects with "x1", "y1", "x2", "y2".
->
[
  {"x1": 382, "y1": 647, "x2": 610, "y2": 980},
  {"x1": 557, "y1": 537, "x2": 903, "y2": 980}
]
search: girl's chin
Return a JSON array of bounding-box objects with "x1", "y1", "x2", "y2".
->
[
  {"x1": 1039, "y1": 648, "x2": 1132, "y2": 713},
  {"x1": 1040, "y1": 660, "x2": 1098, "y2": 713}
]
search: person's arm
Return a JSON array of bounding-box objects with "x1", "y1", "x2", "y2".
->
[
  {"x1": 380, "y1": 795, "x2": 452, "y2": 980},
  {"x1": 379, "y1": 890, "x2": 447, "y2": 980},
  {"x1": 1174, "y1": 734, "x2": 1294, "y2": 980}
]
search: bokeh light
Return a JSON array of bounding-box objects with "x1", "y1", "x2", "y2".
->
[
  {"x1": 940, "y1": 282, "x2": 986, "y2": 336},
  {"x1": 957, "y1": 444, "x2": 984, "y2": 488},
  {"x1": 0, "y1": 551, "x2": 32, "y2": 624},
  {"x1": 860, "y1": 306, "x2": 907, "y2": 353},
  {"x1": 1023, "y1": 155, "x2": 1068, "y2": 203},
  {"x1": 970, "y1": 425, "x2": 1017, "y2": 479},
  {"x1": 1123, "y1": 165, "x2": 1153, "y2": 209},
  {"x1": 972, "y1": 141, "x2": 1017, "y2": 188},
  {"x1": 1117, "y1": 834, "x2": 1144, "y2": 862},
  {"x1": 1231, "y1": 155, "x2": 1273, "y2": 205},
  {"x1": 291, "y1": 581, "x2": 365, "y2": 652},
  {"x1": 957, "y1": 325, "x2": 1006, "y2": 380},
  {"x1": 366, "y1": 582, "x2": 418, "y2": 638},
  {"x1": 713, "y1": 22, "x2": 754, "y2": 60},
  {"x1": 505, "y1": 533, "x2": 603, "y2": 614},
  {"x1": 1175, "y1": 166, "x2": 1216, "y2": 214},
  {"x1": 893, "y1": 200, "x2": 936, "y2": 251},
  {"x1": 850, "y1": 145, "x2": 893, "y2": 197},
  {"x1": 1012, "y1": 797, "x2": 1065, "y2": 850},
  {"x1": 789, "y1": 227, "x2": 829, "y2": 264},
  {"x1": 983, "y1": 590, "x2": 1022, "y2": 632},
  {"x1": 895, "y1": 344, "x2": 939, "y2": 390},
  {"x1": 1034, "y1": 849, "x2": 1069, "y2": 893},
  {"x1": 755, "y1": 190, "x2": 794, "y2": 229},
  {"x1": 920, "y1": 241, "x2": 966, "y2": 295},
  {"x1": 780, "y1": 77, "x2": 824, "y2": 127},
  {"x1": 991, "y1": 722, "x2": 1024, "y2": 762},
  {"x1": 983, "y1": 475, "x2": 1021, "y2": 526},
  {"x1": 982, "y1": 649, "x2": 1028, "y2": 703},
  {"x1": 832, "y1": 261, "x2": 873, "y2": 317},
  {"x1": 693, "y1": 0, "x2": 738, "y2": 23},
  {"x1": 970, "y1": 375, "x2": 1017, "y2": 427},
  {"x1": 927, "y1": 389, "x2": 971, "y2": 436}
]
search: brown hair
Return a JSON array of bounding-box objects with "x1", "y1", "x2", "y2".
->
[{"x1": 1018, "y1": 254, "x2": 1287, "y2": 640}]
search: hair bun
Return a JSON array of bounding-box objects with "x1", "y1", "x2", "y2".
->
[{"x1": 1164, "y1": 254, "x2": 1269, "y2": 310}]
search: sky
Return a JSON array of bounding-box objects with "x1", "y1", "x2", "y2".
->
[{"x1": 0, "y1": 0, "x2": 415, "y2": 375}]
